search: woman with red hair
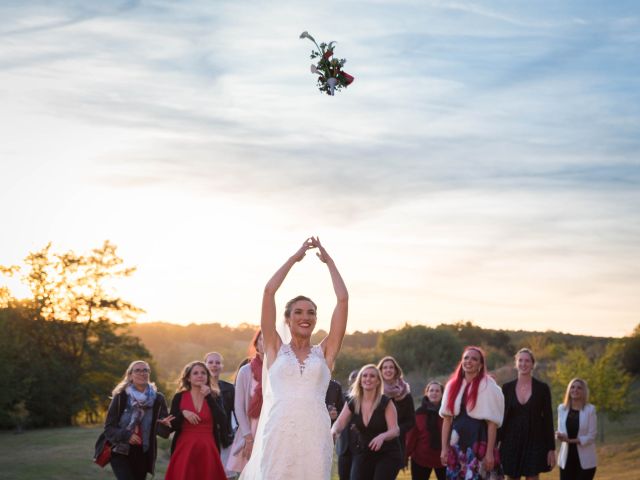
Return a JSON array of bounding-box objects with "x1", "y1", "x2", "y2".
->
[
  {"x1": 226, "y1": 329, "x2": 264, "y2": 476},
  {"x1": 439, "y1": 347, "x2": 504, "y2": 479}
]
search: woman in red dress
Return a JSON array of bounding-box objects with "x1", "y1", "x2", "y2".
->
[{"x1": 165, "y1": 361, "x2": 229, "y2": 480}]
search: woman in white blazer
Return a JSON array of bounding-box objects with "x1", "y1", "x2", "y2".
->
[{"x1": 555, "y1": 378, "x2": 597, "y2": 480}]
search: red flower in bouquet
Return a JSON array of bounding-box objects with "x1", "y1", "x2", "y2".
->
[{"x1": 300, "y1": 31, "x2": 354, "y2": 96}]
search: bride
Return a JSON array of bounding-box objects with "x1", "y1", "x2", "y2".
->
[{"x1": 240, "y1": 237, "x2": 349, "y2": 480}]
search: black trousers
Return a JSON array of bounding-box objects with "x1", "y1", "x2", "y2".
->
[
  {"x1": 351, "y1": 451, "x2": 401, "y2": 480},
  {"x1": 338, "y1": 451, "x2": 353, "y2": 480},
  {"x1": 560, "y1": 447, "x2": 596, "y2": 480},
  {"x1": 410, "y1": 458, "x2": 446, "y2": 480},
  {"x1": 110, "y1": 447, "x2": 149, "y2": 480},
  {"x1": 560, "y1": 466, "x2": 596, "y2": 480}
]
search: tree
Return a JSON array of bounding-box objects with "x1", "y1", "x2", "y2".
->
[
  {"x1": 550, "y1": 343, "x2": 632, "y2": 442},
  {"x1": 379, "y1": 325, "x2": 462, "y2": 377},
  {"x1": 621, "y1": 323, "x2": 640, "y2": 375},
  {"x1": 0, "y1": 241, "x2": 151, "y2": 428}
]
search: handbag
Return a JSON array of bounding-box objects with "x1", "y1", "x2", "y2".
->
[
  {"x1": 93, "y1": 433, "x2": 111, "y2": 467},
  {"x1": 94, "y1": 393, "x2": 124, "y2": 467}
]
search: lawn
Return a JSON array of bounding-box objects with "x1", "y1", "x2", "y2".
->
[{"x1": 0, "y1": 410, "x2": 638, "y2": 480}]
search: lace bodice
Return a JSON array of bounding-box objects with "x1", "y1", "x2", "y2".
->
[
  {"x1": 268, "y1": 343, "x2": 330, "y2": 403},
  {"x1": 238, "y1": 342, "x2": 333, "y2": 479}
]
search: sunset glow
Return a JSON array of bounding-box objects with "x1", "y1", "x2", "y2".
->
[{"x1": 2, "y1": 1, "x2": 639, "y2": 337}]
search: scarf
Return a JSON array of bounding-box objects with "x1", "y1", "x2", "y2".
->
[
  {"x1": 384, "y1": 378, "x2": 410, "y2": 401},
  {"x1": 247, "y1": 355, "x2": 263, "y2": 419},
  {"x1": 122, "y1": 385, "x2": 156, "y2": 452},
  {"x1": 416, "y1": 396, "x2": 441, "y2": 450}
]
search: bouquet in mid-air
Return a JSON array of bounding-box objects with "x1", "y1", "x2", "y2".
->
[{"x1": 300, "y1": 31, "x2": 354, "y2": 96}]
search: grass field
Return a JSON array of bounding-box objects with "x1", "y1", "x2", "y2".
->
[{"x1": 0, "y1": 410, "x2": 637, "y2": 480}]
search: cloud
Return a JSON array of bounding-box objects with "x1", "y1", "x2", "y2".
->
[{"x1": 1, "y1": 0, "x2": 639, "y2": 335}]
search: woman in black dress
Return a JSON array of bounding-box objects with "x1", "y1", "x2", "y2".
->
[
  {"x1": 332, "y1": 364, "x2": 402, "y2": 480},
  {"x1": 378, "y1": 356, "x2": 416, "y2": 462},
  {"x1": 499, "y1": 348, "x2": 555, "y2": 480}
]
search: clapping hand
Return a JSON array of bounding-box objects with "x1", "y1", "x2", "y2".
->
[
  {"x1": 312, "y1": 237, "x2": 331, "y2": 263},
  {"x1": 292, "y1": 238, "x2": 316, "y2": 262}
]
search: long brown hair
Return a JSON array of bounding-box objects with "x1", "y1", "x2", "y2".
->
[
  {"x1": 377, "y1": 355, "x2": 405, "y2": 382},
  {"x1": 176, "y1": 361, "x2": 213, "y2": 393}
]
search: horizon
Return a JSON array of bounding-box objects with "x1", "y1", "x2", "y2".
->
[
  {"x1": 131, "y1": 318, "x2": 623, "y2": 339},
  {"x1": 2, "y1": 1, "x2": 639, "y2": 338}
]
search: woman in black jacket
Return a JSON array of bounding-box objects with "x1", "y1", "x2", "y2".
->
[
  {"x1": 102, "y1": 360, "x2": 173, "y2": 480},
  {"x1": 377, "y1": 356, "x2": 416, "y2": 464},
  {"x1": 498, "y1": 348, "x2": 555, "y2": 480}
]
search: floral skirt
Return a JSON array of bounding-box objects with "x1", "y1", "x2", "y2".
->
[{"x1": 445, "y1": 442, "x2": 504, "y2": 480}]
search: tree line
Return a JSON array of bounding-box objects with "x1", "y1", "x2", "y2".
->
[{"x1": 1, "y1": 241, "x2": 638, "y2": 438}]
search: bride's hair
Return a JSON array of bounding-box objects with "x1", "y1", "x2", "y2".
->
[
  {"x1": 349, "y1": 364, "x2": 383, "y2": 414},
  {"x1": 284, "y1": 295, "x2": 317, "y2": 318}
]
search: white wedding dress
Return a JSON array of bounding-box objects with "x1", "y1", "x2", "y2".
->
[{"x1": 240, "y1": 343, "x2": 333, "y2": 480}]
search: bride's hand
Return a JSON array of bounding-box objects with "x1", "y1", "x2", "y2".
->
[
  {"x1": 291, "y1": 238, "x2": 315, "y2": 262},
  {"x1": 312, "y1": 237, "x2": 331, "y2": 263}
]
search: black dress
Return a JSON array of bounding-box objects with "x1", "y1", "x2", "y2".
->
[
  {"x1": 392, "y1": 393, "x2": 416, "y2": 461},
  {"x1": 349, "y1": 395, "x2": 403, "y2": 480},
  {"x1": 498, "y1": 378, "x2": 555, "y2": 477},
  {"x1": 560, "y1": 409, "x2": 596, "y2": 480}
]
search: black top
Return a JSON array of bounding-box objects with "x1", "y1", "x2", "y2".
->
[
  {"x1": 348, "y1": 395, "x2": 401, "y2": 455},
  {"x1": 168, "y1": 391, "x2": 229, "y2": 454},
  {"x1": 217, "y1": 380, "x2": 235, "y2": 447},
  {"x1": 325, "y1": 379, "x2": 345, "y2": 426},
  {"x1": 392, "y1": 393, "x2": 416, "y2": 457},
  {"x1": 498, "y1": 377, "x2": 555, "y2": 476},
  {"x1": 566, "y1": 409, "x2": 580, "y2": 439}
]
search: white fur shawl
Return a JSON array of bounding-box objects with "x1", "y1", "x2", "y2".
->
[{"x1": 439, "y1": 376, "x2": 504, "y2": 427}]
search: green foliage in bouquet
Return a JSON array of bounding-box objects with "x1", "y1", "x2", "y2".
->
[{"x1": 300, "y1": 31, "x2": 354, "y2": 96}]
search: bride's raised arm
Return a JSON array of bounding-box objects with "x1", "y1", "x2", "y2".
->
[
  {"x1": 316, "y1": 238, "x2": 349, "y2": 371},
  {"x1": 261, "y1": 238, "x2": 315, "y2": 365}
]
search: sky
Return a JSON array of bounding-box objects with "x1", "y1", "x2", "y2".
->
[{"x1": 1, "y1": 0, "x2": 639, "y2": 338}]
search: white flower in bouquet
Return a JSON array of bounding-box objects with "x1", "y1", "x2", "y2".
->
[{"x1": 299, "y1": 30, "x2": 354, "y2": 96}]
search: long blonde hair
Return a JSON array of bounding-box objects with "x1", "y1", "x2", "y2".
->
[
  {"x1": 349, "y1": 364, "x2": 384, "y2": 414},
  {"x1": 112, "y1": 360, "x2": 157, "y2": 396},
  {"x1": 203, "y1": 352, "x2": 223, "y2": 396},
  {"x1": 562, "y1": 377, "x2": 589, "y2": 409}
]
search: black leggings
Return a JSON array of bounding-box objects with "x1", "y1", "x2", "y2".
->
[
  {"x1": 410, "y1": 458, "x2": 446, "y2": 480},
  {"x1": 560, "y1": 446, "x2": 596, "y2": 480},
  {"x1": 560, "y1": 466, "x2": 596, "y2": 480},
  {"x1": 110, "y1": 447, "x2": 149, "y2": 480},
  {"x1": 351, "y1": 451, "x2": 401, "y2": 480}
]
